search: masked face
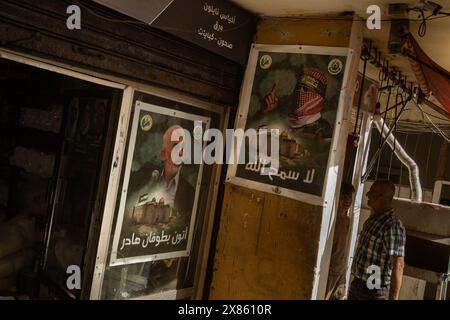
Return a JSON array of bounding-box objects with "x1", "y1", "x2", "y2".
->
[{"x1": 293, "y1": 86, "x2": 324, "y2": 118}]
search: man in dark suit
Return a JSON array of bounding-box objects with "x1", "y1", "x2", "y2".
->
[
  {"x1": 126, "y1": 124, "x2": 197, "y2": 292},
  {"x1": 129, "y1": 124, "x2": 196, "y2": 226}
]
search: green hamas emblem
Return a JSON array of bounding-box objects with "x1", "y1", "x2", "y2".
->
[
  {"x1": 260, "y1": 55, "x2": 273, "y2": 69},
  {"x1": 328, "y1": 58, "x2": 343, "y2": 75},
  {"x1": 140, "y1": 114, "x2": 153, "y2": 131}
]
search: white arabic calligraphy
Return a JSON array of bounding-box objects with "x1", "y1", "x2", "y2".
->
[
  {"x1": 244, "y1": 160, "x2": 303, "y2": 182},
  {"x1": 303, "y1": 169, "x2": 315, "y2": 184},
  {"x1": 214, "y1": 21, "x2": 224, "y2": 32},
  {"x1": 219, "y1": 13, "x2": 236, "y2": 24},
  {"x1": 170, "y1": 227, "x2": 188, "y2": 245},
  {"x1": 204, "y1": 3, "x2": 236, "y2": 24},
  {"x1": 119, "y1": 228, "x2": 189, "y2": 251},
  {"x1": 204, "y1": 3, "x2": 220, "y2": 16},
  {"x1": 197, "y1": 28, "x2": 216, "y2": 41},
  {"x1": 217, "y1": 37, "x2": 233, "y2": 49}
]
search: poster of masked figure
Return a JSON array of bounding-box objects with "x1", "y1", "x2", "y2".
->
[
  {"x1": 230, "y1": 45, "x2": 350, "y2": 199},
  {"x1": 110, "y1": 101, "x2": 209, "y2": 266}
]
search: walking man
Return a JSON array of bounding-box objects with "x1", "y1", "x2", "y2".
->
[{"x1": 348, "y1": 180, "x2": 406, "y2": 300}]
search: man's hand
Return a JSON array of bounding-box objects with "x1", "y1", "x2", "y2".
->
[
  {"x1": 260, "y1": 82, "x2": 279, "y2": 113},
  {"x1": 389, "y1": 256, "x2": 404, "y2": 300}
]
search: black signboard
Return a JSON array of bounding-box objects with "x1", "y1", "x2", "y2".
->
[
  {"x1": 152, "y1": 0, "x2": 254, "y2": 65},
  {"x1": 93, "y1": 0, "x2": 174, "y2": 24},
  {"x1": 95, "y1": 0, "x2": 255, "y2": 65},
  {"x1": 155, "y1": 0, "x2": 254, "y2": 65}
]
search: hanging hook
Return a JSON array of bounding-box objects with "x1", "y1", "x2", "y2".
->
[
  {"x1": 378, "y1": 62, "x2": 384, "y2": 81},
  {"x1": 354, "y1": 40, "x2": 372, "y2": 134},
  {"x1": 376, "y1": 51, "x2": 382, "y2": 68},
  {"x1": 370, "y1": 48, "x2": 378, "y2": 65},
  {"x1": 384, "y1": 60, "x2": 390, "y2": 81},
  {"x1": 396, "y1": 71, "x2": 402, "y2": 86},
  {"x1": 399, "y1": 75, "x2": 407, "y2": 91}
]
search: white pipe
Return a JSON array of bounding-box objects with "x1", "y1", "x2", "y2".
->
[{"x1": 373, "y1": 117, "x2": 423, "y2": 202}]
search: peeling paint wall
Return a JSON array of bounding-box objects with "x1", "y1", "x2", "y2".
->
[
  {"x1": 210, "y1": 184, "x2": 322, "y2": 299},
  {"x1": 254, "y1": 17, "x2": 352, "y2": 47}
]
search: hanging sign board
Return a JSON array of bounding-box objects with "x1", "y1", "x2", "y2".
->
[
  {"x1": 93, "y1": 0, "x2": 254, "y2": 65},
  {"x1": 92, "y1": 0, "x2": 174, "y2": 24}
]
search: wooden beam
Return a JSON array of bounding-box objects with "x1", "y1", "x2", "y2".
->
[{"x1": 435, "y1": 139, "x2": 448, "y2": 182}]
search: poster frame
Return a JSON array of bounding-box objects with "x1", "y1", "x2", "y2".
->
[
  {"x1": 226, "y1": 43, "x2": 353, "y2": 206},
  {"x1": 109, "y1": 100, "x2": 211, "y2": 266}
]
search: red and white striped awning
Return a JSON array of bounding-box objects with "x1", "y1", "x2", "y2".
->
[{"x1": 406, "y1": 34, "x2": 450, "y2": 113}]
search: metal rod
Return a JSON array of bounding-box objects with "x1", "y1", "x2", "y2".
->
[
  {"x1": 354, "y1": 41, "x2": 371, "y2": 134},
  {"x1": 373, "y1": 118, "x2": 423, "y2": 202},
  {"x1": 380, "y1": 99, "x2": 405, "y2": 115},
  {"x1": 362, "y1": 97, "x2": 410, "y2": 182},
  {"x1": 398, "y1": 133, "x2": 408, "y2": 190},
  {"x1": 379, "y1": 79, "x2": 392, "y2": 149}
]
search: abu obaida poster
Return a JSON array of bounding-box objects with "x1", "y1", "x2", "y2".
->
[
  {"x1": 234, "y1": 46, "x2": 348, "y2": 196},
  {"x1": 110, "y1": 102, "x2": 209, "y2": 266}
]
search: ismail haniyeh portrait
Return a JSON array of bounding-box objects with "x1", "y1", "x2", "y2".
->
[{"x1": 110, "y1": 101, "x2": 209, "y2": 266}]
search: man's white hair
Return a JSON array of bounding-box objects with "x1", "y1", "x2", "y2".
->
[{"x1": 163, "y1": 124, "x2": 184, "y2": 147}]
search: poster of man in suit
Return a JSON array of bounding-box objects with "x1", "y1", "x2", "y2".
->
[{"x1": 110, "y1": 101, "x2": 209, "y2": 266}]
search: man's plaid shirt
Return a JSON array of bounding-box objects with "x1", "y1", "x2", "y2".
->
[{"x1": 351, "y1": 209, "x2": 406, "y2": 287}]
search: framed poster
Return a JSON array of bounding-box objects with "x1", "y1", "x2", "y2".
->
[
  {"x1": 227, "y1": 44, "x2": 351, "y2": 204},
  {"x1": 110, "y1": 100, "x2": 210, "y2": 266}
]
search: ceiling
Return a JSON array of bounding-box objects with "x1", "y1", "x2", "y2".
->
[
  {"x1": 231, "y1": 0, "x2": 450, "y2": 69},
  {"x1": 231, "y1": 0, "x2": 448, "y2": 16},
  {"x1": 231, "y1": 0, "x2": 450, "y2": 122}
]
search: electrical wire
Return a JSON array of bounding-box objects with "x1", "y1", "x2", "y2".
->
[
  {"x1": 398, "y1": 132, "x2": 408, "y2": 186},
  {"x1": 419, "y1": 108, "x2": 450, "y2": 122},
  {"x1": 415, "y1": 101, "x2": 450, "y2": 142},
  {"x1": 388, "y1": 139, "x2": 394, "y2": 179},
  {"x1": 409, "y1": 7, "x2": 450, "y2": 37},
  {"x1": 425, "y1": 133, "x2": 432, "y2": 184},
  {"x1": 428, "y1": 14, "x2": 450, "y2": 20},
  {"x1": 386, "y1": 119, "x2": 450, "y2": 134},
  {"x1": 418, "y1": 9, "x2": 427, "y2": 37},
  {"x1": 416, "y1": 103, "x2": 450, "y2": 142},
  {"x1": 419, "y1": 11, "x2": 438, "y2": 37}
]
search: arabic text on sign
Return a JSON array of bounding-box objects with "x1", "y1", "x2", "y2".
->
[
  {"x1": 204, "y1": 3, "x2": 237, "y2": 24},
  {"x1": 244, "y1": 160, "x2": 315, "y2": 184},
  {"x1": 119, "y1": 227, "x2": 189, "y2": 251}
]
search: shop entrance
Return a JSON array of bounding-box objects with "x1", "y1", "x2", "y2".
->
[{"x1": 0, "y1": 55, "x2": 123, "y2": 299}]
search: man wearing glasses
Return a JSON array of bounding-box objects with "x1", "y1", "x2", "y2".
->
[
  {"x1": 130, "y1": 124, "x2": 195, "y2": 227},
  {"x1": 348, "y1": 180, "x2": 406, "y2": 300}
]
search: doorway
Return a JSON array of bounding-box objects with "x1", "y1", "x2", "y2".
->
[{"x1": 0, "y1": 55, "x2": 122, "y2": 299}]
